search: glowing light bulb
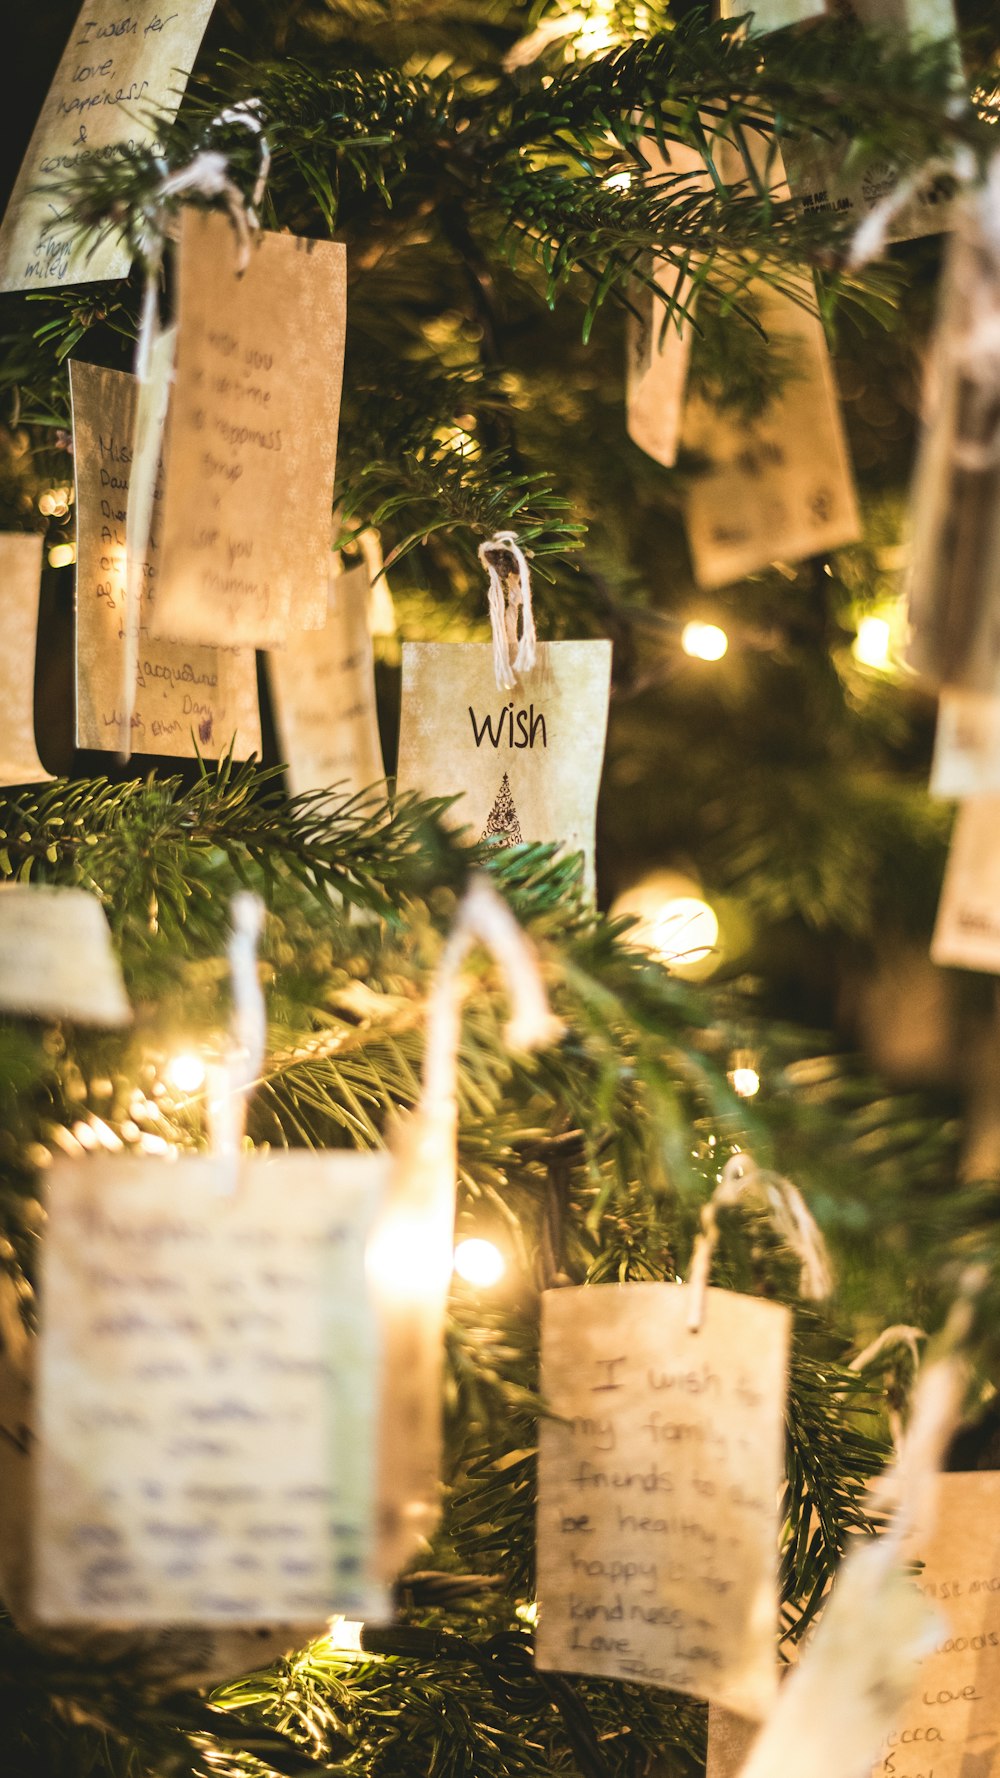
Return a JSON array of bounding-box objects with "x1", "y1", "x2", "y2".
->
[
  {"x1": 47, "y1": 542, "x2": 76, "y2": 569},
  {"x1": 853, "y1": 615, "x2": 892, "y2": 670},
  {"x1": 165, "y1": 1052, "x2": 207, "y2": 1094},
  {"x1": 605, "y1": 170, "x2": 632, "y2": 191},
  {"x1": 650, "y1": 897, "x2": 719, "y2": 969},
  {"x1": 453, "y1": 1237, "x2": 506, "y2": 1287},
  {"x1": 39, "y1": 485, "x2": 72, "y2": 519},
  {"x1": 516, "y1": 1600, "x2": 539, "y2": 1627},
  {"x1": 730, "y1": 1066, "x2": 760, "y2": 1099},
  {"x1": 326, "y1": 1616, "x2": 365, "y2": 1655},
  {"x1": 681, "y1": 620, "x2": 728, "y2": 662}
]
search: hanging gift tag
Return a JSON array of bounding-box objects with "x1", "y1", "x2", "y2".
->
[
  {"x1": 627, "y1": 138, "x2": 712, "y2": 470},
  {"x1": 397, "y1": 641, "x2": 612, "y2": 898},
  {"x1": 535, "y1": 1282, "x2": 790, "y2": 1718},
  {"x1": 708, "y1": 1707, "x2": 760, "y2": 1778},
  {"x1": 0, "y1": 1269, "x2": 32, "y2": 1624},
  {"x1": 266, "y1": 559, "x2": 384, "y2": 799},
  {"x1": 151, "y1": 211, "x2": 346, "y2": 649},
  {"x1": 931, "y1": 797, "x2": 1000, "y2": 973},
  {"x1": 0, "y1": 885, "x2": 130, "y2": 1025},
  {"x1": 0, "y1": 1, "x2": 216, "y2": 292},
  {"x1": 681, "y1": 280, "x2": 860, "y2": 588},
  {"x1": 930, "y1": 689, "x2": 1000, "y2": 798},
  {"x1": 718, "y1": 0, "x2": 825, "y2": 31},
  {"x1": 70, "y1": 359, "x2": 262, "y2": 758},
  {"x1": 34, "y1": 1150, "x2": 393, "y2": 1625},
  {"x1": 0, "y1": 534, "x2": 52, "y2": 786}
]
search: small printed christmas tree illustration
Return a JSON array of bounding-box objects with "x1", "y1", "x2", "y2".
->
[{"x1": 481, "y1": 772, "x2": 523, "y2": 847}]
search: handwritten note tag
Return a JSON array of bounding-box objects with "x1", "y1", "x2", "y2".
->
[
  {"x1": 70, "y1": 359, "x2": 261, "y2": 758},
  {"x1": 151, "y1": 212, "x2": 347, "y2": 649},
  {"x1": 627, "y1": 140, "x2": 711, "y2": 469},
  {"x1": 535, "y1": 1283, "x2": 789, "y2": 1718},
  {"x1": 0, "y1": 534, "x2": 52, "y2": 786},
  {"x1": 0, "y1": 1, "x2": 215, "y2": 292},
  {"x1": 0, "y1": 886, "x2": 130, "y2": 1025},
  {"x1": 34, "y1": 1150, "x2": 393, "y2": 1625},
  {"x1": 267, "y1": 560, "x2": 384, "y2": 799},
  {"x1": 930, "y1": 690, "x2": 1000, "y2": 798},
  {"x1": 931, "y1": 798, "x2": 1000, "y2": 974},
  {"x1": 718, "y1": 0, "x2": 825, "y2": 31},
  {"x1": 681, "y1": 281, "x2": 860, "y2": 588},
  {"x1": 396, "y1": 641, "x2": 612, "y2": 899}
]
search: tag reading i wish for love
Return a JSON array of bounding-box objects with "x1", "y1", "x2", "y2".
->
[
  {"x1": 152, "y1": 212, "x2": 347, "y2": 650},
  {"x1": 70, "y1": 360, "x2": 261, "y2": 759},
  {"x1": 396, "y1": 641, "x2": 612, "y2": 899},
  {"x1": 0, "y1": 886, "x2": 130, "y2": 1026},
  {"x1": 681, "y1": 281, "x2": 860, "y2": 589},
  {"x1": 534, "y1": 1283, "x2": 790, "y2": 1719},
  {"x1": 34, "y1": 1151, "x2": 394, "y2": 1627},
  {"x1": 0, "y1": 1, "x2": 216, "y2": 292},
  {"x1": 0, "y1": 533, "x2": 52, "y2": 787},
  {"x1": 267, "y1": 559, "x2": 384, "y2": 799},
  {"x1": 931, "y1": 798, "x2": 1000, "y2": 974}
]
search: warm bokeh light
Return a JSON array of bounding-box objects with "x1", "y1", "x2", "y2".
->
[
  {"x1": 47, "y1": 542, "x2": 76, "y2": 569},
  {"x1": 730, "y1": 1066, "x2": 761, "y2": 1099},
  {"x1": 325, "y1": 1616, "x2": 365, "y2": 1654},
  {"x1": 611, "y1": 872, "x2": 724, "y2": 981},
  {"x1": 165, "y1": 1052, "x2": 208, "y2": 1094},
  {"x1": 650, "y1": 897, "x2": 719, "y2": 969},
  {"x1": 453, "y1": 1237, "x2": 506, "y2": 1287},
  {"x1": 853, "y1": 615, "x2": 892, "y2": 670},
  {"x1": 38, "y1": 485, "x2": 72, "y2": 519},
  {"x1": 681, "y1": 620, "x2": 729, "y2": 662}
]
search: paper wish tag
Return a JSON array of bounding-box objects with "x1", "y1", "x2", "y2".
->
[
  {"x1": 34, "y1": 1150, "x2": 394, "y2": 1626},
  {"x1": 267, "y1": 559, "x2": 385, "y2": 800},
  {"x1": 627, "y1": 138, "x2": 713, "y2": 470},
  {"x1": 931, "y1": 798, "x2": 1000, "y2": 974},
  {"x1": 0, "y1": 886, "x2": 130, "y2": 1025},
  {"x1": 396, "y1": 641, "x2": 612, "y2": 899},
  {"x1": 681, "y1": 280, "x2": 860, "y2": 588},
  {"x1": 930, "y1": 690, "x2": 1000, "y2": 799},
  {"x1": 0, "y1": 534, "x2": 52, "y2": 786},
  {"x1": 708, "y1": 1706, "x2": 761, "y2": 1778},
  {"x1": 0, "y1": 1268, "x2": 32, "y2": 1625},
  {"x1": 70, "y1": 359, "x2": 261, "y2": 759},
  {"x1": 0, "y1": 1, "x2": 216, "y2": 292},
  {"x1": 719, "y1": 0, "x2": 825, "y2": 31},
  {"x1": 151, "y1": 212, "x2": 347, "y2": 650},
  {"x1": 535, "y1": 1282, "x2": 790, "y2": 1718}
]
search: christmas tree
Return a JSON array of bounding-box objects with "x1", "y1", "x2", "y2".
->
[{"x1": 1, "y1": 2, "x2": 999, "y2": 1775}]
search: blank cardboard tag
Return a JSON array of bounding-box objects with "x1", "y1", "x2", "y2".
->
[
  {"x1": 719, "y1": 0, "x2": 825, "y2": 31},
  {"x1": 34, "y1": 1151, "x2": 393, "y2": 1626},
  {"x1": 0, "y1": 885, "x2": 130, "y2": 1025},
  {"x1": 266, "y1": 560, "x2": 384, "y2": 799},
  {"x1": 681, "y1": 281, "x2": 860, "y2": 588},
  {"x1": 0, "y1": 1, "x2": 215, "y2": 292},
  {"x1": 0, "y1": 534, "x2": 52, "y2": 786},
  {"x1": 396, "y1": 640, "x2": 611, "y2": 899},
  {"x1": 535, "y1": 1283, "x2": 790, "y2": 1719},
  {"x1": 930, "y1": 690, "x2": 1000, "y2": 798},
  {"x1": 931, "y1": 798, "x2": 1000, "y2": 974},
  {"x1": 151, "y1": 212, "x2": 347, "y2": 649},
  {"x1": 627, "y1": 139, "x2": 712, "y2": 469},
  {"x1": 70, "y1": 358, "x2": 261, "y2": 758}
]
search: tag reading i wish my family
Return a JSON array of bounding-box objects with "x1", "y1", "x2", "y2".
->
[
  {"x1": 535, "y1": 1283, "x2": 789, "y2": 1718},
  {"x1": 0, "y1": 1, "x2": 215, "y2": 292},
  {"x1": 0, "y1": 886, "x2": 130, "y2": 1025},
  {"x1": 267, "y1": 560, "x2": 384, "y2": 799},
  {"x1": 681, "y1": 282, "x2": 860, "y2": 588},
  {"x1": 396, "y1": 641, "x2": 611, "y2": 899},
  {"x1": 931, "y1": 799, "x2": 1000, "y2": 974},
  {"x1": 0, "y1": 534, "x2": 52, "y2": 786},
  {"x1": 34, "y1": 1151, "x2": 392, "y2": 1626},
  {"x1": 152, "y1": 212, "x2": 347, "y2": 650},
  {"x1": 70, "y1": 360, "x2": 261, "y2": 758}
]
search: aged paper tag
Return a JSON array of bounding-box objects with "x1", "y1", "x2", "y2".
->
[
  {"x1": 930, "y1": 690, "x2": 1000, "y2": 799},
  {"x1": 0, "y1": 533, "x2": 52, "y2": 786},
  {"x1": 0, "y1": 1269, "x2": 32, "y2": 1624},
  {"x1": 708, "y1": 1706, "x2": 760, "y2": 1778},
  {"x1": 0, "y1": 1, "x2": 215, "y2": 292},
  {"x1": 535, "y1": 1283, "x2": 790, "y2": 1718},
  {"x1": 681, "y1": 280, "x2": 860, "y2": 588},
  {"x1": 70, "y1": 358, "x2": 261, "y2": 758},
  {"x1": 34, "y1": 1150, "x2": 393, "y2": 1625},
  {"x1": 152, "y1": 212, "x2": 347, "y2": 649},
  {"x1": 396, "y1": 641, "x2": 612, "y2": 899},
  {"x1": 931, "y1": 798, "x2": 1000, "y2": 974},
  {"x1": 719, "y1": 0, "x2": 825, "y2": 30},
  {"x1": 627, "y1": 138, "x2": 712, "y2": 469},
  {"x1": 267, "y1": 559, "x2": 384, "y2": 799},
  {"x1": 0, "y1": 886, "x2": 130, "y2": 1025}
]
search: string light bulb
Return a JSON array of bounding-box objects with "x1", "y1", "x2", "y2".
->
[
  {"x1": 165, "y1": 1053, "x2": 208, "y2": 1094},
  {"x1": 730, "y1": 1065, "x2": 761, "y2": 1099},
  {"x1": 853, "y1": 615, "x2": 892, "y2": 670},
  {"x1": 453, "y1": 1237, "x2": 506, "y2": 1287},
  {"x1": 681, "y1": 620, "x2": 728, "y2": 662},
  {"x1": 611, "y1": 871, "x2": 722, "y2": 981},
  {"x1": 325, "y1": 1616, "x2": 365, "y2": 1655},
  {"x1": 47, "y1": 542, "x2": 76, "y2": 569}
]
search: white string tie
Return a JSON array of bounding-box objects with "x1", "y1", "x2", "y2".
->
[
  {"x1": 686, "y1": 1150, "x2": 832, "y2": 1332},
  {"x1": 478, "y1": 531, "x2": 538, "y2": 691},
  {"x1": 207, "y1": 891, "x2": 267, "y2": 1172}
]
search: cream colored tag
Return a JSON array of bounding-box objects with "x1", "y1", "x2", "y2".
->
[
  {"x1": 152, "y1": 212, "x2": 347, "y2": 649},
  {"x1": 708, "y1": 1707, "x2": 760, "y2": 1778},
  {"x1": 931, "y1": 798, "x2": 1000, "y2": 974},
  {"x1": 0, "y1": 534, "x2": 52, "y2": 786},
  {"x1": 719, "y1": 0, "x2": 825, "y2": 31},
  {"x1": 0, "y1": 1269, "x2": 32, "y2": 1624},
  {"x1": 70, "y1": 358, "x2": 261, "y2": 758},
  {"x1": 0, "y1": 1, "x2": 216, "y2": 292},
  {"x1": 681, "y1": 281, "x2": 860, "y2": 589},
  {"x1": 930, "y1": 690, "x2": 1000, "y2": 799},
  {"x1": 266, "y1": 560, "x2": 384, "y2": 799},
  {"x1": 396, "y1": 640, "x2": 612, "y2": 899},
  {"x1": 627, "y1": 139, "x2": 712, "y2": 469},
  {"x1": 0, "y1": 885, "x2": 130, "y2": 1025},
  {"x1": 534, "y1": 1283, "x2": 790, "y2": 1719},
  {"x1": 34, "y1": 1151, "x2": 393, "y2": 1625}
]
